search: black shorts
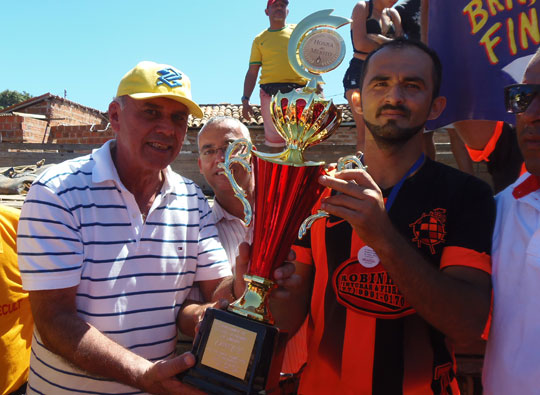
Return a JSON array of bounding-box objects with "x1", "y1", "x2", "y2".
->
[{"x1": 342, "y1": 57, "x2": 365, "y2": 96}]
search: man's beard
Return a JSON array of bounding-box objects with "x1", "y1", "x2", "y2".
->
[{"x1": 364, "y1": 105, "x2": 425, "y2": 149}]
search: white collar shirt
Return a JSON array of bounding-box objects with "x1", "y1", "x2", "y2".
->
[{"x1": 483, "y1": 172, "x2": 540, "y2": 394}]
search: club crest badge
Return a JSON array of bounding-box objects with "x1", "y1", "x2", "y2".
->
[{"x1": 409, "y1": 208, "x2": 447, "y2": 254}]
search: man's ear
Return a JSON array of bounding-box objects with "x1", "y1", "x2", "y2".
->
[
  {"x1": 427, "y1": 96, "x2": 446, "y2": 121},
  {"x1": 351, "y1": 90, "x2": 363, "y2": 115},
  {"x1": 265, "y1": 8, "x2": 269, "y2": 16},
  {"x1": 108, "y1": 101, "x2": 121, "y2": 133}
]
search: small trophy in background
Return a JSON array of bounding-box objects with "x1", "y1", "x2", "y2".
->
[{"x1": 183, "y1": 10, "x2": 358, "y2": 394}]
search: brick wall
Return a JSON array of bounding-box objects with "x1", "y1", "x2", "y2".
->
[
  {"x1": 184, "y1": 124, "x2": 358, "y2": 152},
  {"x1": 50, "y1": 124, "x2": 115, "y2": 144},
  {"x1": 13, "y1": 96, "x2": 104, "y2": 127},
  {"x1": 49, "y1": 101, "x2": 104, "y2": 126},
  {"x1": 0, "y1": 115, "x2": 24, "y2": 142},
  {"x1": 21, "y1": 117, "x2": 49, "y2": 143}
]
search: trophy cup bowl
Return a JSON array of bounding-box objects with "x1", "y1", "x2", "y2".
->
[
  {"x1": 182, "y1": 86, "x2": 342, "y2": 395},
  {"x1": 183, "y1": 9, "x2": 354, "y2": 394}
]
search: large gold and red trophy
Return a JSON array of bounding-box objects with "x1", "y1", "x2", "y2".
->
[{"x1": 184, "y1": 10, "x2": 361, "y2": 394}]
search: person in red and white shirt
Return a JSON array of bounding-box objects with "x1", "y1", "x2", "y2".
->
[{"x1": 482, "y1": 49, "x2": 540, "y2": 394}]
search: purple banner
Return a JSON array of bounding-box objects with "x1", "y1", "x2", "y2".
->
[{"x1": 427, "y1": 0, "x2": 539, "y2": 129}]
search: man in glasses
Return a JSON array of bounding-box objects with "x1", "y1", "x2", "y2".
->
[
  {"x1": 196, "y1": 117, "x2": 308, "y2": 392},
  {"x1": 482, "y1": 49, "x2": 540, "y2": 394}
]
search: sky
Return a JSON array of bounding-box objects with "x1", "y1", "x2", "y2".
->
[{"x1": 0, "y1": 1, "x2": 403, "y2": 113}]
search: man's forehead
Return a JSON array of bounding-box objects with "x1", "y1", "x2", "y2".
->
[
  {"x1": 523, "y1": 57, "x2": 540, "y2": 84},
  {"x1": 365, "y1": 47, "x2": 432, "y2": 81},
  {"x1": 198, "y1": 124, "x2": 244, "y2": 145}
]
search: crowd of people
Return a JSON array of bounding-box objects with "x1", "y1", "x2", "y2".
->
[{"x1": 1, "y1": 0, "x2": 539, "y2": 394}]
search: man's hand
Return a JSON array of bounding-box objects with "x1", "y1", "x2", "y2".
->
[
  {"x1": 139, "y1": 352, "x2": 204, "y2": 395},
  {"x1": 242, "y1": 102, "x2": 255, "y2": 120},
  {"x1": 178, "y1": 299, "x2": 229, "y2": 338},
  {"x1": 318, "y1": 169, "x2": 391, "y2": 249}
]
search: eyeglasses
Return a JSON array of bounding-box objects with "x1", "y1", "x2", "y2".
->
[
  {"x1": 504, "y1": 83, "x2": 540, "y2": 114},
  {"x1": 200, "y1": 144, "x2": 229, "y2": 158}
]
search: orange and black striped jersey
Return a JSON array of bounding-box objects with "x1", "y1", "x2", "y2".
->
[{"x1": 294, "y1": 158, "x2": 495, "y2": 395}]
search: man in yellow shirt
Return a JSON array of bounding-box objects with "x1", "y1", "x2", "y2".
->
[
  {"x1": 241, "y1": 0, "x2": 308, "y2": 148},
  {"x1": 0, "y1": 205, "x2": 32, "y2": 395}
]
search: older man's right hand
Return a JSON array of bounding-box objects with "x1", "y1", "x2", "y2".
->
[{"x1": 139, "y1": 352, "x2": 205, "y2": 395}]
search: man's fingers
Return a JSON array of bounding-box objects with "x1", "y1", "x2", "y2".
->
[{"x1": 273, "y1": 261, "x2": 295, "y2": 281}]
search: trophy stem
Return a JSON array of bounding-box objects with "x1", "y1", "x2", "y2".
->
[{"x1": 228, "y1": 274, "x2": 276, "y2": 325}]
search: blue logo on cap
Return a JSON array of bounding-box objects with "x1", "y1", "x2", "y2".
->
[{"x1": 157, "y1": 68, "x2": 183, "y2": 88}]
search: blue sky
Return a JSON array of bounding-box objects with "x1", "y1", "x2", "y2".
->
[{"x1": 0, "y1": 1, "x2": 403, "y2": 112}]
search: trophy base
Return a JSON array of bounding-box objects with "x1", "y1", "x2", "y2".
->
[{"x1": 182, "y1": 308, "x2": 288, "y2": 394}]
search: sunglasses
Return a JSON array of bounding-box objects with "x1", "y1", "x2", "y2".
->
[{"x1": 504, "y1": 83, "x2": 540, "y2": 114}]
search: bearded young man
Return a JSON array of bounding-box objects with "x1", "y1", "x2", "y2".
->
[{"x1": 289, "y1": 38, "x2": 494, "y2": 394}]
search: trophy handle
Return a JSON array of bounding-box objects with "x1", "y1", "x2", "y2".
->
[
  {"x1": 298, "y1": 154, "x2": 366, "y2": 239},
  {"x1": 217, "y1": 138, "x2": 254, "y2": 226}
]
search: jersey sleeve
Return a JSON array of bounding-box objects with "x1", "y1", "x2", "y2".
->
[
  {"x1": 249, "y1": 36, "x2": 262, "y2": 65},
  {"x1": 17, "y1": 181, "x2": 85, "y2": 291},
  {"x1": 466, "y1": 121, "x2": 504, "y2": 162},
  {"x1": 440, "y1": 177, "x2": 495, "y2": 274}
]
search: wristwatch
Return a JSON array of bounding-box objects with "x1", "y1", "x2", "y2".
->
[{"x1": 241, "y1": 95, "x2": 250, "y2": 103}]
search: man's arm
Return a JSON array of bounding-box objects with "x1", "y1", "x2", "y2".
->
[
  {"x1": 30, "y1": 287, "x2": 202, "y2": 394},
  {"x1": 352, "y1": 2, "x2": 388, "y2": 51},
  {"x1": 319, "y1": 169, "x2": 491, "y2": 347},
  {"x1": 454, "y1": 120, "x2": 498, "y2": 151},
  {"x1": 242, "y1": 64, "x2": 261, "y2": 120}
]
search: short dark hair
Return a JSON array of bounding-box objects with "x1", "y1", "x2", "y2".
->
[{"x1": 359, "y1": 38, "x2": 443, "y2": 100}]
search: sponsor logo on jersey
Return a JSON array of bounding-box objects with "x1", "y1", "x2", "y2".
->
[
  {"x1": 332, "y1": 257, "x2": 415, "y2": 319},
  {"x1": 409, "y1": 208, "x2": 447, "y2": 254}
]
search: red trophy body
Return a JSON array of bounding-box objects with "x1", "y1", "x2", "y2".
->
[{"x1": 183, "y1": 10, "x2": 354, "y2": 394}]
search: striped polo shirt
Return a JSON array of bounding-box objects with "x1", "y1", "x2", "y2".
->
[{"x1": 17, "y1": 140, "x2": 231, "y2": 394}]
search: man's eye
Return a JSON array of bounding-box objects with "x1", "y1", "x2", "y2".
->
[
  {"x1": 145, "y1": 109, "x2": 158, "y2": 117},
  {"x1": 173, "y1": 114, "x2": 188, "y2": 123},
  {"x1": 202, "y1": 149, "x2": 215, "y2": 156},
  {"x1": 405, "y1": 83, "x2": 420, "y2": 90}
]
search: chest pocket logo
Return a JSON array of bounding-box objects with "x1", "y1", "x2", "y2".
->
[
  {"x1": 409, "y1": 208, "x2": 447, "y2": 254},
  {"x1": 332, "y1": 258, "x2": 415, "y2": 319}
]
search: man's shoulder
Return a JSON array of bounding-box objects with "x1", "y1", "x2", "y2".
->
[
  {"x1": 423, "y1": 159, "x2": 493, "y2": 196},
  {"x1": 33, "y1": 151, "x2": 95, "y2": 192}
]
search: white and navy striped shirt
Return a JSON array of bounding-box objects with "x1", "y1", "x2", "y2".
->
[
  {"x1": 17, "y1": 140, "x2": 231, "y2": 394},
  {"x1": 212, "y1": 199, "x2": 253, "y2": 275}
]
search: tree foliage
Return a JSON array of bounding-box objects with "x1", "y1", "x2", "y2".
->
[{"x1": 0, "y1": 89, "x2": 33, "y2": 110}]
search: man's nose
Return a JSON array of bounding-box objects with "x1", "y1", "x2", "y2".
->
[{"x1": 384, "y1": 85, "x2": 405, "y2": 104}]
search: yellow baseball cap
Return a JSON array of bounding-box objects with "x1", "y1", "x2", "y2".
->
[{"x1": 116, "y1": 61, "x2": 203, "y2": 118}]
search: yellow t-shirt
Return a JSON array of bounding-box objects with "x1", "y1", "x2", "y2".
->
[
  {"x1": 249, "y1": 24, "x2": 308, "y2": 86},
  {"x1": 0, "y1": 205, "x2": 33, "y2": 395}
]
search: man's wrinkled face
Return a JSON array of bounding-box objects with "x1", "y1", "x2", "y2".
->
[
  {"x1": 359, "y1": 46, "x2": 442, "y2": 149},
  {"x1": 109, "y1": 96, "x2": 189, "y2": 173},
  {"x1": 516, "y1": 59, "x2": 540, "y2": 175},
  {"x1": 198, "y1": 122, "x2": 252, "y2": 195}
]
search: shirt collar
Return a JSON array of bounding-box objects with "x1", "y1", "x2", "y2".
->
[
  {"x1": 212, "y1": 199, "x2": 240, "y2": 223},
  {"x1": 512, "y1": 173, "x2": 540, "y2": 200}
]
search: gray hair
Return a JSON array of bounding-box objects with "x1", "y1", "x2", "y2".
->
[
  {"x1": 113, "y1": 95, "x2": 127, "y2": 109},
  {"x1": 197, "y1": 116, "x2": 251, "y2": 146}
]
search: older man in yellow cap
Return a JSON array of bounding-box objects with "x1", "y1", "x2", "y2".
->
[{"x1": 17, "y1": 61, "x2": 231, "y2": 394}]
